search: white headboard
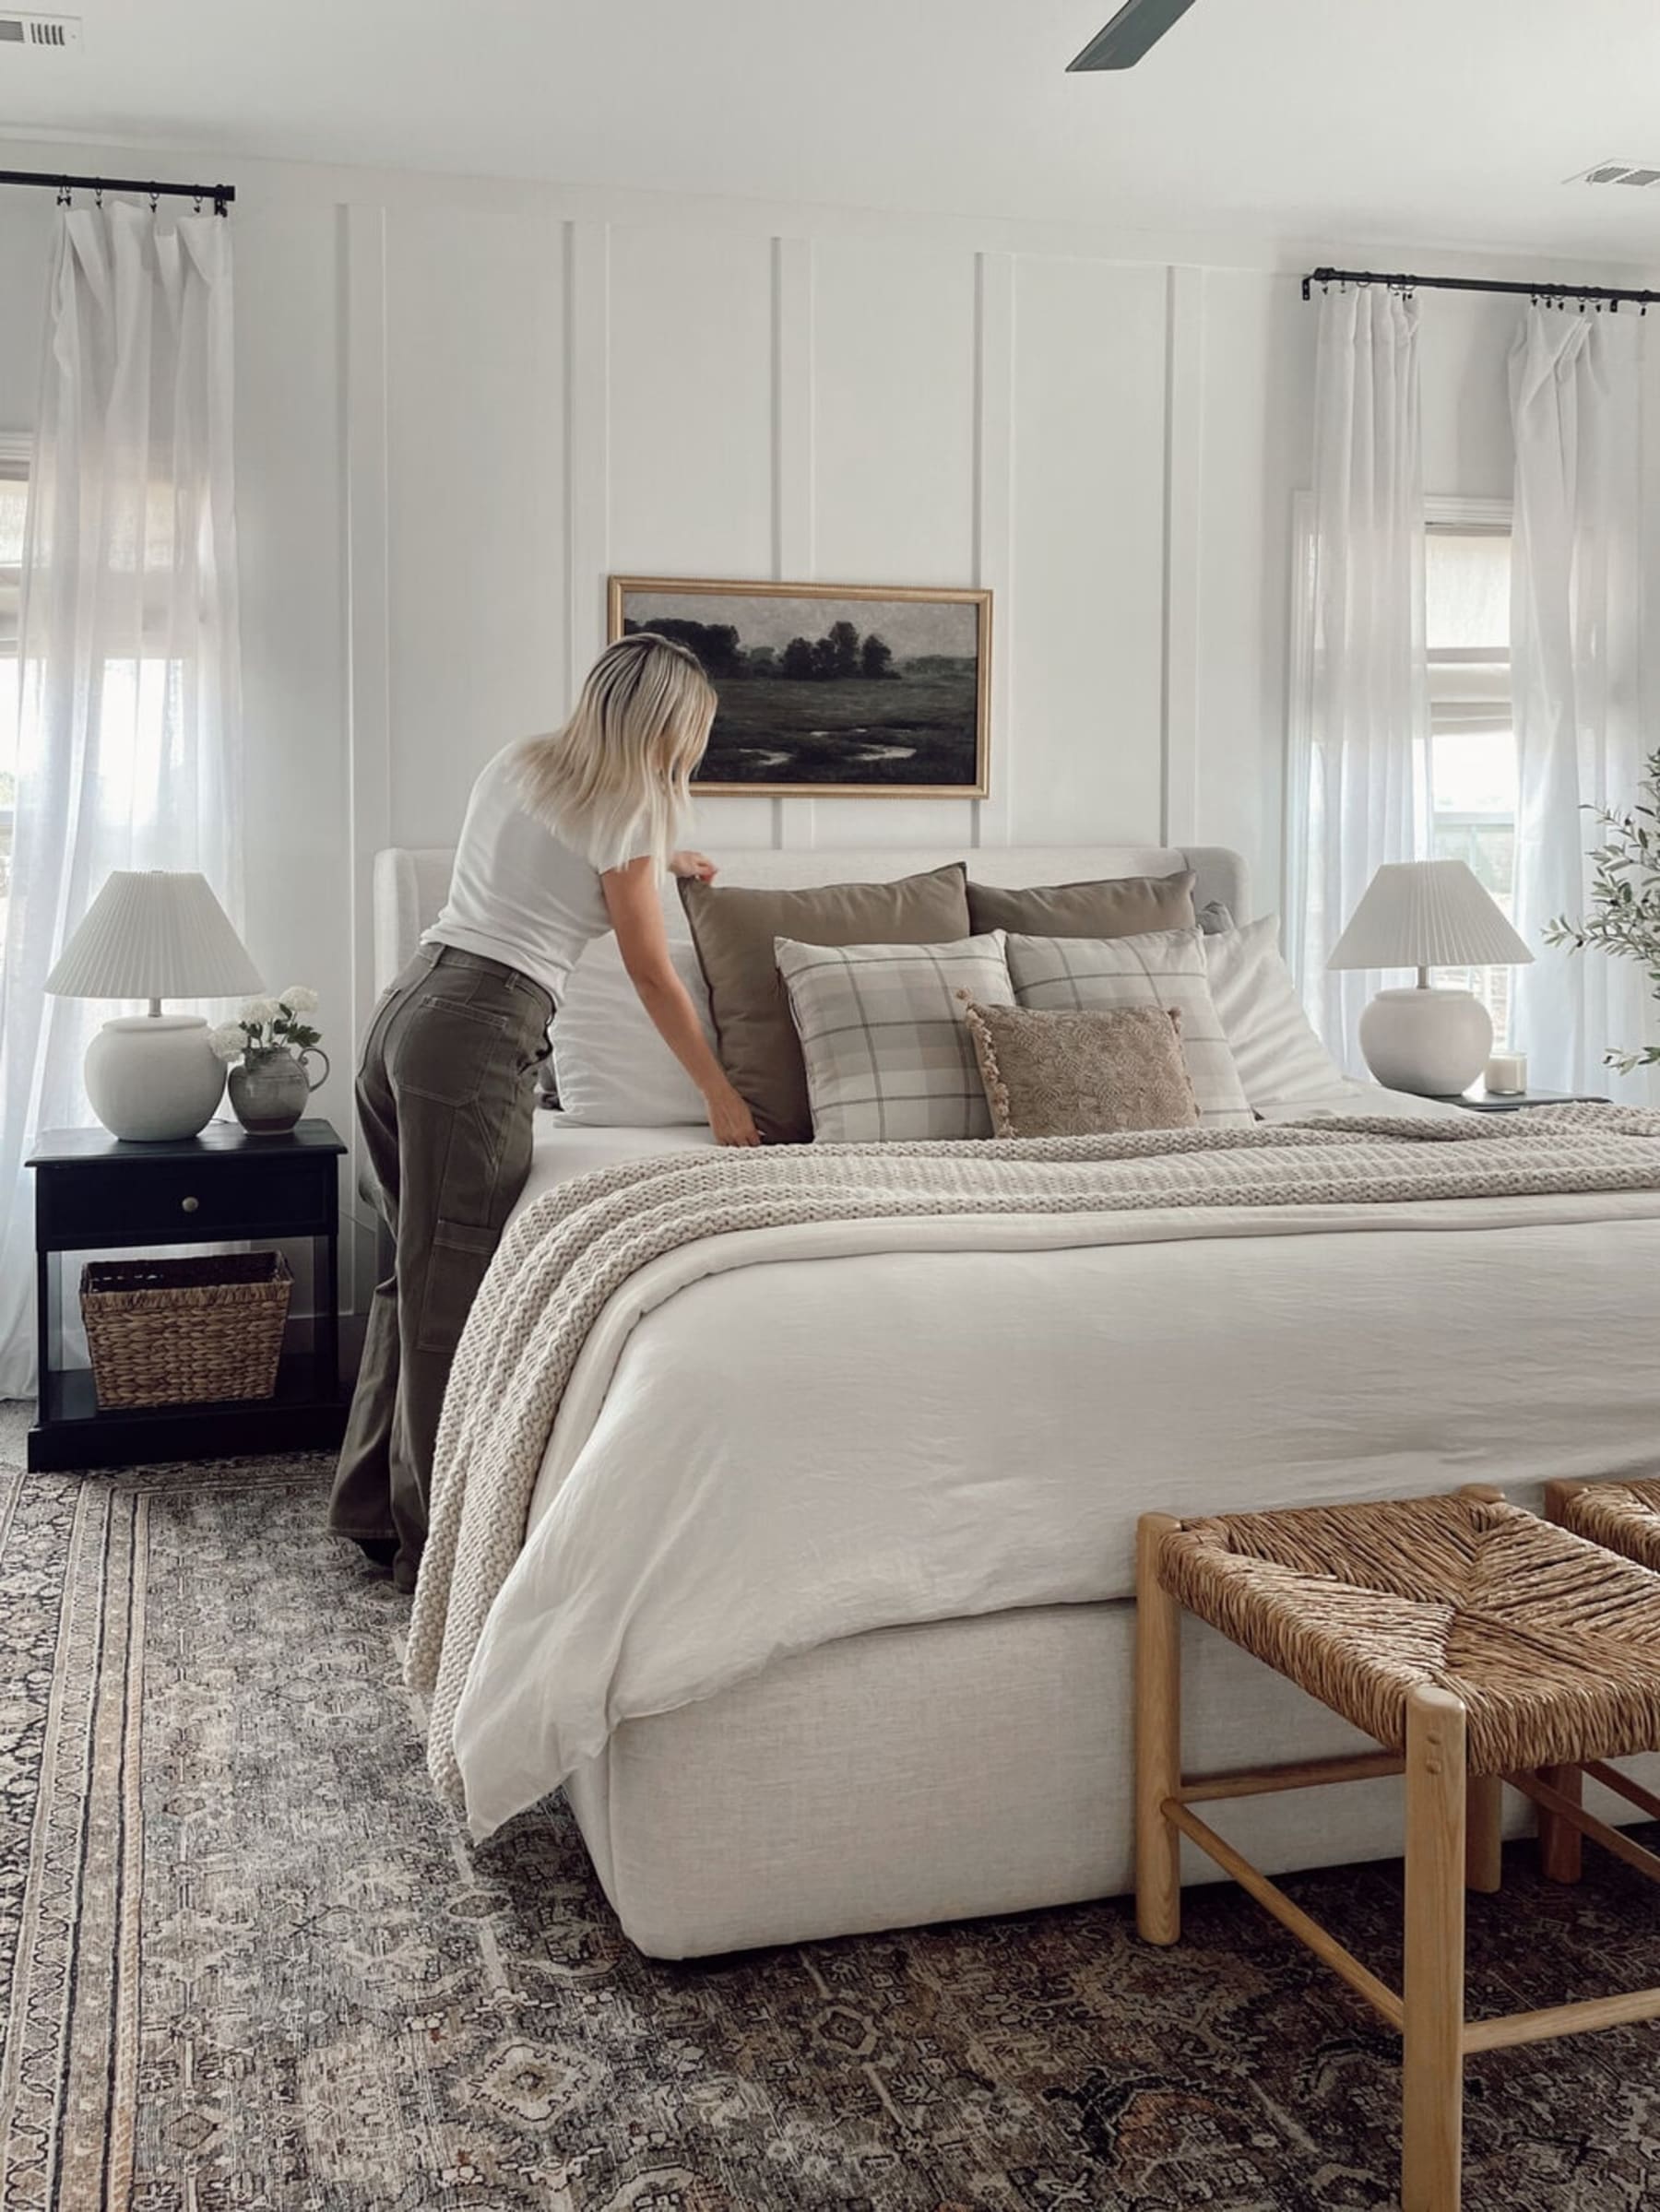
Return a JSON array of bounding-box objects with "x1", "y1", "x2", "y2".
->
[{"x1": 372, "y1": 843, "x2": 1251, "y2": 995}]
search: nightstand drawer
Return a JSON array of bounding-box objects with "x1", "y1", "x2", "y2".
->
[{"x1": 36, "y1": 1153, "x2": 334, "y2": 1248}]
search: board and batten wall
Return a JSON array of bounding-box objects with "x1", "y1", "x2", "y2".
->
[
  {"x1": 371, "y1": 211, "x2": 1174, "y2": 860},
  {"x1": 0, "y1": 136, "x2": 1618, "y2": 1232}
]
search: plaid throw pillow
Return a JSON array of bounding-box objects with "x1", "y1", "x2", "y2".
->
[
  {"x1": 776, "y1": 932, "x2": 1014, "y2": 1141},
  {"x1": 1005, "y1": 926, "x2": 1251, "y2": 1127}
]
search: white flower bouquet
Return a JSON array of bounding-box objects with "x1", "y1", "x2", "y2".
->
[{"x1": 210, "y1": 987, "x2": 324, "y2": 1065}]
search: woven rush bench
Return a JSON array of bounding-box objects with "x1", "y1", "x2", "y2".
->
[
  {"x1": 1135, "y1": 1487, "x2": 1660, "y2": 2212},
  {"x1": 1537, "y1": 1475, "x2": 1660, "y2": 1885},
  {"x1": 1547, "y1": 1474, "x2": 1660, "y2": 1571}
]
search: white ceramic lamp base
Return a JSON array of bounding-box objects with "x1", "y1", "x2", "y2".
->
[
  {"x1": 84, "y1": 1014, "x2": 228, "y2": 1141},
  {"x1": 1358, "y1": 987, "x2": 1494, "y2": 1098}
]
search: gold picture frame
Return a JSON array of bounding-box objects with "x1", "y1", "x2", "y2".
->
[{"x1": 607, "y1": 574, "x2": 991, "y2": 799}]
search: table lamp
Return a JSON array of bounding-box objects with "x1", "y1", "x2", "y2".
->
[
  {"x1": 1327, "y1": 858, "x2": 1533, "y2": 1097},
  {"x1": 44, "y1": 869, "x2": 265, "y2": 1141}
]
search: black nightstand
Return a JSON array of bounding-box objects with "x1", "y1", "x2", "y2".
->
[
  {"x1": 1431, "y1": 1088, "x2": 1611, "y2": 1113},
  {"x1": 27, "y1": 1117, "x2": 350, "y2": 1473}
]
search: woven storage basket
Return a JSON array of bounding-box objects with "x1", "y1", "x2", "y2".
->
[{"x1": 81, "y1": 1251, "x2": 292, "y2": 1410}]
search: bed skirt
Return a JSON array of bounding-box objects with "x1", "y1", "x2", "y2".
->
[{"x1": 562, "y1": 1595, "x2": 1597, "y2": 1960}]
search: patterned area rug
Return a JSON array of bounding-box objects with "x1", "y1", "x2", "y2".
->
[{"x1": 5, "y1": 1417, "x2": 1660, "y2": 2211}]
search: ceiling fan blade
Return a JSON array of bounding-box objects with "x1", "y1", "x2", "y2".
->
[{"x1": 1067, "y1": 0, "x2": 1201, "y2": 69}]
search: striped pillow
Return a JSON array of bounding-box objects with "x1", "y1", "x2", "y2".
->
[
  {"x1": 776, "y1": 932, "x2": 1014, "y2": 1141},
  {"x1": 1004, "y1": 927, "x2": 1251, "y2": 1127}
]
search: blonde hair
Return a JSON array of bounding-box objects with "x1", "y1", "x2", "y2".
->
[{"x1": 515, "y1": 633, "x2": 716, "y2": 870}]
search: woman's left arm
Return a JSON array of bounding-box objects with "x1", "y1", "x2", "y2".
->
[{"x1": 602, "y1": 858, "x2": 761, "y2": 1146}]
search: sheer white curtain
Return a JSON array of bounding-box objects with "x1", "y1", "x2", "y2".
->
[
  {"x1": 0, "y1": 203, "x2": 241, "y2": 1397},
  {"x1": 1298, "y1": 283, "x2": 1430, "y2": 1061},
  {"x1": 1508, "y1": 303, "x2": 1651, "y2": 1099}
]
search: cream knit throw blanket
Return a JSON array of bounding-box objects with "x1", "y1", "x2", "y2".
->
[{"x1": 406, "y1": 1105, "x2": 1660, "y2": 1808}]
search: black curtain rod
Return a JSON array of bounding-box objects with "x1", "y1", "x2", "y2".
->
[
  {"x1": 1302, "y1": 265, "x2": 1657, "y2": 311},
  {"x1": 0, "y1": 167, "x2": 234, "y2": 212}
]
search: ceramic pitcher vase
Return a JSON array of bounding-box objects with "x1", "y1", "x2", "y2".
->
[{"x1": 228, "y1": 1046, "x2": 330, "y2": 1136}]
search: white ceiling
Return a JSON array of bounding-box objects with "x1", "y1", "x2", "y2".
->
[{"x1": 2, "y1": 0, "x2": 1659, "y2": 263}]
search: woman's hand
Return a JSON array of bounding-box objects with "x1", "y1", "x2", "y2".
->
[
  {"x1": 670, "y1": 850, "x2": 718, "y2": 883},
  {"x1": 706, "y1": 1080, "x2": 762, "y2": 1148}
]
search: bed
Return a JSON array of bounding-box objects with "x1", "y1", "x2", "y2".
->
[{"x1": 374, "y1": 843, "x2": 1660, "y2": 1958}]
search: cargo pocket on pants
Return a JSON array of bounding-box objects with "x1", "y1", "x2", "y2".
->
[{"x1": 416, "y1": 1217, "x2": 504, "y2": 1354}]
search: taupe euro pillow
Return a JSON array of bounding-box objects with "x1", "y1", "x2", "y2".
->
[
  {"x1": 963, "y1": 1001, "x2": 1199, "y2": 1139},
  {"x1": 966, "y1": 869, "x2": 1196, "y2": 940},
  {"x1": 679, "y1": 863, "x2": 971, "y2": 1143}
]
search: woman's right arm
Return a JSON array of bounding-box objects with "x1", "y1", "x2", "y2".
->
[{"x1": 601, "y1": 859, "x2": 762, "y2": 1147}]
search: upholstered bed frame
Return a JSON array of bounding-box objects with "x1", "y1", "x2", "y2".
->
[
  {"x1": 373, "y1": 839, "x2": 1562, "y2": 1960},
  {"x1": 371, "y1": 842, "x2": 1251, "y2": 994}
]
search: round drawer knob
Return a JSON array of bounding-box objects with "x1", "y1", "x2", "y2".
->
[{"x1": 181, "y1": 1195, "x2": 199, "y2": 1213}]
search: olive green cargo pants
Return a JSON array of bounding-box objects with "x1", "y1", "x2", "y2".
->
[{"x1": 327, "y1": 943, "x2": 552, "y2": 1588}]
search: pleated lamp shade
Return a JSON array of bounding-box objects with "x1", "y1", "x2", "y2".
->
[
  {"x1": 1327, "y1": 860, "x2": 1533, "y2": 972},
  {"x1": 45, "y1": 869, "x2": 264, "y2": 1002}
]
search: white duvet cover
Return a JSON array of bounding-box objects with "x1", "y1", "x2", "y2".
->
[{"x1": 452, "y1": 1103, "x2": 1660, "y2": 1838}]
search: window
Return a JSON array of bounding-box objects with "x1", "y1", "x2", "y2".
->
[
  {"x1": 0, "y1": 444, "x2": 28, "y2": 959},
  {"x1": 1426, "y1": 517, "x2": 1517, "y2": 1042}
]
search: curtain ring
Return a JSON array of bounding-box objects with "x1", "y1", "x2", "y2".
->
[
  {"x1": 54, "y1": 181, "x2": 69, "y2": 207},
  {"x1": 213, "y1": 193, "x2": 228, "y2": 219},
  {"x1": 194, "y1": 194, "x2": 203, "y2": 215},
  {"x1": 149, "y1": 190, "x2": 160, "y2": 214}
]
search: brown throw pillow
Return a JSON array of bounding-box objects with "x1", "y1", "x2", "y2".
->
[
  {"x1": 679, "y1": 863, "x2": 971, "y2": 1143},
  {"x1": 966, "y1": 870, "x2": 1196, "y2": 939},
  {"x1": 962, "y1": 1000, "x2": 1199, "y2": 1138}
]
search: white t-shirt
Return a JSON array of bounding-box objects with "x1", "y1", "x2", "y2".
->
[{"x1": 422, "y1": 744, "x2": 652, "y2": 1005}]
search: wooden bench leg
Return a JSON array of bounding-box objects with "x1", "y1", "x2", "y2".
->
[
  {"x1": 1403, "y1": 1686, "x2": 1466, "y2": 2212},
  {"x1": 1135, "y1": 1511, "x2": 1183, "y2": 1946},
  {"x1": 1536, "y1": 1485, "x2": 1595, "y2": 1886},
  {"x1": 1464, "y1": 1772, "x2": 1502, "y2": 1895},
  {"x1": 1537, "y1": 1764, "x2": 1584, "y2": 1884},
  {"x1": 1541, "y1": 1477, "x2": 1585, "y2": 1527}
]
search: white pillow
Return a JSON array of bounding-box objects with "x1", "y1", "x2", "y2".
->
[
  {"x1": 1005, "y1": 927, "x2": 1251, "y2": 1128},
  {"x1": 776, "y1": 932, "x2": 1014, "y2": 1141},
  {"x1": 551, "y1": 934, "x2": 715, "y2": 1127},
  {"x1": 1203, "y1": 916, "x2": 1347, "y2": 1109}
]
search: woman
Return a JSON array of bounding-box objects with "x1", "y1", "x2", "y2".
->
[{"x1": 328, "y1": 633, "x2": 759, "y2": 1590}]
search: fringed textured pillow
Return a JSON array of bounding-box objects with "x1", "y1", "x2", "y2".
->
[{"x1": 963, "y1": 1000, "x2": 1200, "y2": 1138}]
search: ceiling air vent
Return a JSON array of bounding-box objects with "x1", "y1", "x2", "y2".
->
[
  {"x1": 1571, "y1": 159, "x2": 1660, "y2": 188},
  {"x1": 0, "y1": 11, "x2": 82, "y2": 47}
]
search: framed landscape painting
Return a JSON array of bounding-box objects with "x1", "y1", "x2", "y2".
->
[{"x1": 608, "y1": 575, "x2": 991, "y2": 798}]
